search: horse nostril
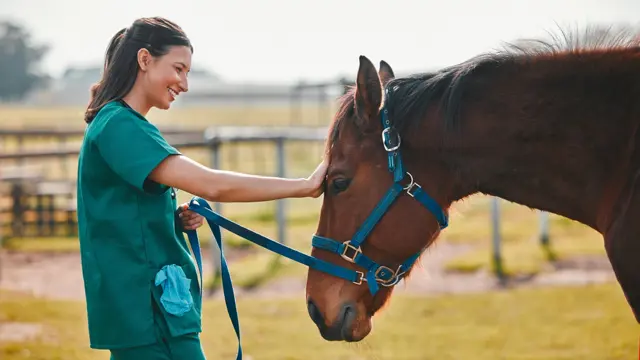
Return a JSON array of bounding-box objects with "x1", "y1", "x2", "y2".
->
[
  {"x1": 307, "y1": 299, "x2": 325, "y2": 329},
  {"x1": 339, "y1": 303, "x2": 356, "y2": 341},
  {"x1": 341, "y1": 303, "x2": 354, "y2": 321}
]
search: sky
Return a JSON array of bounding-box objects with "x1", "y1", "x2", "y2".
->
[{"x1": 1, "y1": 0, "x2": 639, "y2": 84}]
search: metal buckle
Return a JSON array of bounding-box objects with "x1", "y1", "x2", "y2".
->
[
  {"x1": 353, "y1": 271, "x2": 365, "y2": 285},
  {"x1": 381, "y1": 127, "x2": 401, "y2": 152},
  {"x1": 374, "y1": 266, "x2": 396, "y2": 284},
  {"x1": 375, "y1": 265, "x2": 405, "y2": 287},
  {"x1": 340, "y1": 241, "x2": 362, "y2": 263}
]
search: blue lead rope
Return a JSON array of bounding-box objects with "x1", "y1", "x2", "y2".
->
[
  {"x1": 182, "y1": 196, "x2": 366, "y2": 360},
  {"x1": 184, "y1": 198, "x2": 242, "y2": 360}
]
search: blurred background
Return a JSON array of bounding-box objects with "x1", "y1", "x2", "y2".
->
[{"x1": 1, "y1": 0, "x2": 639, "y2": 359}]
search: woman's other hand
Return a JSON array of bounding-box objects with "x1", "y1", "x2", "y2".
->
[{"x1": 178, "y1": 204, "x2": 205, "y2": 231}]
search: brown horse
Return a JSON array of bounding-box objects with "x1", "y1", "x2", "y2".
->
[{"x1": 305, "y1": 26, "x2": 640, "y2": 342}]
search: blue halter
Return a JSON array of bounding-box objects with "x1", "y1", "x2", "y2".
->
[
  {"x1": 310, "y1": 88, "x2": 448, "y2": 295},
  {"x1": 182, "y1": 88, "x2": 448, "y2": 359}
]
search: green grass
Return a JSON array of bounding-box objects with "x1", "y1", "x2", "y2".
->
[
  {"x1": 441, "y1": 197, "x2": 605, "y2": 276},
  {"x1": 207, "y1": 253, "x2": 289, "y2": 290},
  {"x1": 2, "y1": 283, "x2": 638, "y2": 359},
  {"x1": 2, "y1": 236, "x2": 80, "y2": 253}
]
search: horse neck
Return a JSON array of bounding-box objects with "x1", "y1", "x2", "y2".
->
[{"x1": 413, "y1": 51, "x2": 640, "y2": 233}]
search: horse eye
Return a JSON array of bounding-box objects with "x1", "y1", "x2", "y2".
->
[{"x1": 331, "y1": 178, "x2": 351, "y2": 194}]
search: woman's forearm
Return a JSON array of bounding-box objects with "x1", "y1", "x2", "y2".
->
[
  {"x1": 148, "y1": 154, "x2": 316, "y2": 202},
  {"x1": 206, "y1": 168, "x2": 310, "y2": 202}
]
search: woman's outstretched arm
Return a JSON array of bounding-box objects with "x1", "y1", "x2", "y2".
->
[{"x1": 148, "y1": 154, "x2": 327, "y2": 203}]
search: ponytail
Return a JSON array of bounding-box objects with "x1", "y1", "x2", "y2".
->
[{"x1": 84, "y1": 28, "x2": 129, "y2": 124}]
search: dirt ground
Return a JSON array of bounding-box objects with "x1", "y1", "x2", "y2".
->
[{"x1": 0, "y1": 241, "x2": 616, "y2": 301}]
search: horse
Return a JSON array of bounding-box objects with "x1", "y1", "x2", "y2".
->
[{"x1": 304, "y1": 25, "x2": 640, "y2": 342}]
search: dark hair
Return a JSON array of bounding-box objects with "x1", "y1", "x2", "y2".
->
[{"x1": 84, "y1": 17, "x2": 193, "y2": 123}]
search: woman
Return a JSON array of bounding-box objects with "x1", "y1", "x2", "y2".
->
[{"x1": 77, "y1": 17, "x2": 327, "y2": 360}]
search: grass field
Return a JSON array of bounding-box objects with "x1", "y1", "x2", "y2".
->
[
  {"x1": 1, "y1": 104, "x2": 627, "y2": 359},
  {"x1": 2, "y1": 283, "x2": 638, "y2": 360}
]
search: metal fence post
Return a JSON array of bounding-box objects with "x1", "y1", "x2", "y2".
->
[
  {"x1": 539, "y1": 210, "x2": 556, "y2": 261},
  {"x1": 275, "y1": 138, "x2": 286, "y2": 244},
  {"x1": 491, "y1": 197, "x2": 505, "y2": 283},
  {"x1": 539, "y1": 210, "x2": 549, "y2": 246},
  {"x1": 209, "y1": 141, "x2": 222, "y2": 294}
]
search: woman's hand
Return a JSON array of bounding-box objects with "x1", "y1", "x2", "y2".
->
[
  {"x1": 303, "y1": 157, "x2": 329, "y2": 198},
  {"x1": 177, "y1": 204, "x2": 205, "y2": 231}
]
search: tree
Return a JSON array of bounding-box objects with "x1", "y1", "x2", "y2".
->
[{"x1": 0, "y1": 20, "x2": 50, "y2": 101}]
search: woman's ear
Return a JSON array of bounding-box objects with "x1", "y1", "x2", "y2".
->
[{"x1": 137, "y1": 48, "x2": 152, "y2": 71}]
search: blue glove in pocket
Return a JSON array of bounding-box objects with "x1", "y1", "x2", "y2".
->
[{"x1": 154, "y1": 264, "x2": 194, "y2": 317}]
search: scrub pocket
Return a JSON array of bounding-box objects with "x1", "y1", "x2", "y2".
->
[
  {"x1": 151, "y1": 264, "x2": 202, "y2": 338},
  {"x1": 154, "y1": 264, "x2": 193, "y2": 316}
]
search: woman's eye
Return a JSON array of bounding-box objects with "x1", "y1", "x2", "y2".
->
[{"x1": 331, "y1": 178, "x2": 351, "y2": 194}]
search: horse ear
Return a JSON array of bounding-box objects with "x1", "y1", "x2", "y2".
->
[
  {"x1": 354, "y1": 55, "x2": 382, "y2": 129},
  {"x1": 379, "y1": 60, "x2": 395, "y2": 86}
]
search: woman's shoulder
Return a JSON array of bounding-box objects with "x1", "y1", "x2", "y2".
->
[
  {"x1": 87, "y1": 100, "x2": 170, "y2": 150},
  {"x1": 87, "y1": 100, "x2": 141, "y2": 137},
  {"x1": 93, "y1": 100, "x2": 134, "y2": 124}
]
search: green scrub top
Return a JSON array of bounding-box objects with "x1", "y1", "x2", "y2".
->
[{"x1": 76, "y1": 99, "x2": 202, "y2": 350}]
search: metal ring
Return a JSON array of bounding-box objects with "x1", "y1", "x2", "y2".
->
[{"x1": 402, "y1": 172, "x2": 415, "y2": 190}]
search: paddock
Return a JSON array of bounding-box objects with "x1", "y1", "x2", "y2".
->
[{"x1": 0, "y1": 91, "x2": 630, "y2": 360}]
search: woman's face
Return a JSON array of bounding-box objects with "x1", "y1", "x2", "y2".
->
[{"x1": 139, "y1": 45, "x2": 192, "y2": 110}]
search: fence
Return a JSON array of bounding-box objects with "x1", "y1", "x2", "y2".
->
[
  {"x1": 490, "y1": 197, "x2": 552, "y2": 282},
  {"x1": 0, "y1": 124, "x2": 553, "y2": 286}
]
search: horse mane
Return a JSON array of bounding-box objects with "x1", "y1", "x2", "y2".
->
[
  {"x1": 329, "y1": 24, "x2": 640, "y2": 142},
  {"x1": 325, "y1": 89, "x2": 356, "y2": 156}
]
